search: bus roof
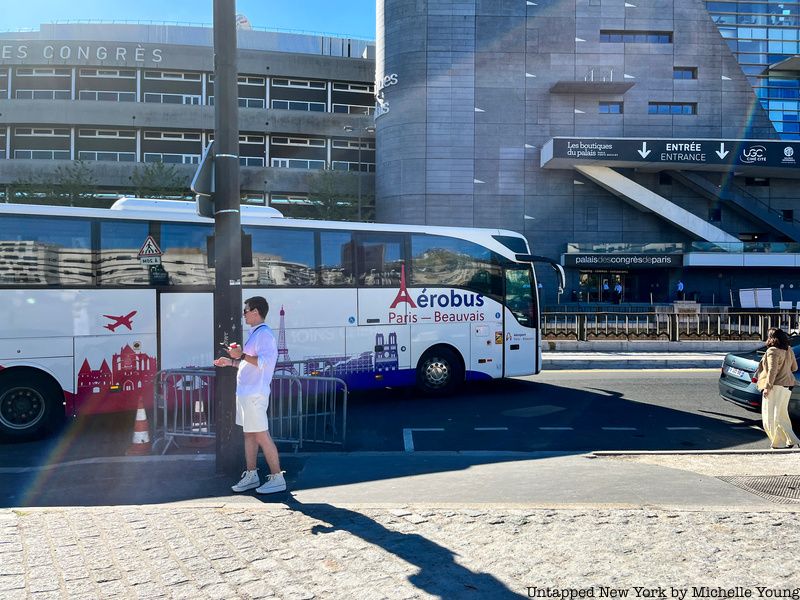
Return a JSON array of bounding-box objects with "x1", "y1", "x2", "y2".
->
[{"x1": 0, "y1": 199, "x2": 529, "y2": 256}]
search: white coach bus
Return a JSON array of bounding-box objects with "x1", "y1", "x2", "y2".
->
[{"x1": 0, "y1": 198, "x2": 563, "y2": 439}]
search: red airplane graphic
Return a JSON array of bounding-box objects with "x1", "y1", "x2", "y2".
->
[{"x1": 103, "y1": 311, "x2": 137, "y2": 332}]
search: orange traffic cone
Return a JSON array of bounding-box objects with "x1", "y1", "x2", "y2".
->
[{"x1": 126, "y1": 398, "x2": 152, "y2": 456}]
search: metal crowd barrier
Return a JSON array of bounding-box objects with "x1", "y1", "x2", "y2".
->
[
  {"x1": 152, "y1": 368, "x2": 347, "y2": 455},
  {"x1": 542, "y1": 311, "x2": 800, "y2": 342}
]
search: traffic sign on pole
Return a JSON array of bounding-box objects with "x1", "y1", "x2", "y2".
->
[{"x1": 192, "y1": 140, "x2": 216, "y2": 218}]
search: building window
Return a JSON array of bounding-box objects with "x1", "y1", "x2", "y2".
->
[
  {"x1": 783, "y1": 209, "x2": 794, "y2": 222},
  {"x1": 79, "y1": 90, "x2": 136, "y2": 102},
  {"x1": 144, "y1": 153, "x2": 200, "y2": 164},
  {"x1": 332, "y1": 139, "x2": 375, "y2": 150},
  {"x1": 332, "y1": 82, "x2": 375, "y2": 93},
  {"x1": 271, "y1": 136, "x2": 326, "y2": 148},
  {"x1": 239, "y1": 156, "x2": 265, "y2": 167},
  {"x1": 745, "y1": 177, "x2": 770, "y2": 186},
  {"x1": 238, "y1": 97, "x2": 265, "y2": 109},
  {"x1": 15, "y1": 127, "x2": 70, "y2": 137},
  {"x1": 598, "y1": 101, "x2": 623, "y2": 114},
  {"x1": 79, "y1": 69, "x2": 136, "y2": 79},
  {"x1": 79, "y1": 129, "x2": 136, "y2": 139},
  {"x1": 15, "y1": 89, "x2": 71, "y2": 100},
  {"x1": 270, "y1": 99, "x2": 326, "y2": 112},
  {"x1": 209, "y1": 96, "x2": 265, "y2": 108},
  {"x1": 673, "y1": 67, "x2": 698, "y2": 79},
  {"x1": 14, "y1": 149, "x2": 70, "y2": 160},
  {"x1": 331, "y1": 161, "x2": 375, "y2": 172},
  {"x1": 15, "y1": 67, "x2": 70, "y2": 77},
  {"x1": 270, "y1": 158, "x2": 326, "y2": 170},
  {"x1": 332, "y1": 103, "x2": 375, "y2": 115},
  {"x1": 271, "y1": 78, "x2": 326, "y2": 89},
  {"x1": 144, "y1": 71, "x2": 201, "y2": 81},
  {"x1": 240, "y1": 135, "x2": 265, "y2": 144},
  {"x1": 144, "y1": 131, "x2": 201, "y2": 141},
  {"x1": 647, "y1": 102, "x2": 697, "y2": 115},
  {"x1": 144, "y1": 92, "x2": 201, "y2": 105},
  {"x1": 78, "y1": 151, "x2": 136, "y2": 162},
  {"x1": 600, "y1": 30, "x2": 673, "y2": 43}
]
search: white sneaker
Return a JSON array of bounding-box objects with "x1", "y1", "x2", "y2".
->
[
  {"x1": 256, "y1": 471, "x2": 286, "y2": 494},
  {"x1": 231, "y1": 469, "x2": 260, "y2": 492}
]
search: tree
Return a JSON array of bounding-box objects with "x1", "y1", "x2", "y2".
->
[
  {"x1": 11, "y1": 161, "x2": 97, "y2": 207},
  {"x1": 51, "y1": 161, "x2": 98, "y2": 206},
  {"x1": 303, "y1": 169, "x2": 373, "y2": 221},
  {"x1": 130, "y1": 161, "x2": 189, "y2": 199}
]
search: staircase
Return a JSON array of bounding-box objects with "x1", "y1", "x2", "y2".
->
[{"x1": 668, "y1": 170, "x2": 800, "y2": 242}]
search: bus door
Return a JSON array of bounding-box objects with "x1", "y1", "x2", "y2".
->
[{"x1": 503, "y1": 265, "x2": 538, "y2": 377}]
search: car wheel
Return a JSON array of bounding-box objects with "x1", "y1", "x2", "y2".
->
[
  {"x1": 417, "y1": 347, "x2": 463, "y2": 395},
  {"x1": 0, "y1": 373, "x2": 62, "y2": 441}
]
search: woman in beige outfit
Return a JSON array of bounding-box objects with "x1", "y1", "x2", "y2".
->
[{"x1": 756, "y1": 327, "x2": 800, "y2": 448}]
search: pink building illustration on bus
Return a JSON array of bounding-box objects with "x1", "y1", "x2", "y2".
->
[{"x1": 76, "y1": 344, "x2": 157, "y2": 412}]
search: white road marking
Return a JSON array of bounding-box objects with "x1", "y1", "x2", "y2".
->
[
  {"x1": 666, "y1": 427, "x2": 702, "y2": 431},
  {"x1": 402, "y1": 428, "x2": 445, "y2": 452},
  {"x1": 474, "y1": 427, "x2": 509, "y2": 431},
  {"x1": 539, "y1": 426, "x2": 574, "y2": 431},
  {"x1": 601, "y1": 427, "x2": 637, "y2": 431}
]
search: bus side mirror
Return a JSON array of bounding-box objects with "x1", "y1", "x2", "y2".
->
[{"x1": 515, "y1": 254, "x2": 565, "y2": 293}]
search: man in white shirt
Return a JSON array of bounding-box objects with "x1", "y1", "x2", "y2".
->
[{"x1": 214, "y1": 296, "x2": 285, "y2": 494}]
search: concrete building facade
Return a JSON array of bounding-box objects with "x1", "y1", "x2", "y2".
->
[
  {"x1": 0, "y1": 23, "x2": 376, "y2": 211},
  {"x1": 375, "y1": 0, "x2": 800, "y2": 305}
]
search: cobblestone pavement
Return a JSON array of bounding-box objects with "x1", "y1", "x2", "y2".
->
[{"x1": 2, "y1": 504, "x2": 800, "y2": 600}]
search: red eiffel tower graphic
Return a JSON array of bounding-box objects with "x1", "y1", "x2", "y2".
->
[
  {"x1": 275, "y1": 305, "x2": 298, "y2": 375},
  {"x1": 389, "y1": 264, "x2": 416, "y2": 309}
]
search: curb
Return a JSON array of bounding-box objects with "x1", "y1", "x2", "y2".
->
[{"x1": 543, "y1": 359, "x2": 723, "y2": 370}]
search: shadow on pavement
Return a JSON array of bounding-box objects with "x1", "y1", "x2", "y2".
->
[
  {"x1": 0, "y1": 375, "x2": 778, "y2": 507},
  {"x1": 287, "y1": 500, "x2": 526, "y2": 599}
]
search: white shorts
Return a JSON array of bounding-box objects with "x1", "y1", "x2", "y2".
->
[{"x1": 235, "y1": 393, "x2": 269, "y2": 433}]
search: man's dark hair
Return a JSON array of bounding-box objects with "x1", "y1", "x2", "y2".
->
[
  {"x1": 766, "y1": 327, "x2": 790, "y2": 350},
  {"x1": 245, "y1": 296, "x2": 269, "y2": 319}
]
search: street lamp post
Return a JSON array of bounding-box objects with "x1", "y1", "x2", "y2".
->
[{"x1": 343, "y1": 125, "x2": 374, "y2": 221}]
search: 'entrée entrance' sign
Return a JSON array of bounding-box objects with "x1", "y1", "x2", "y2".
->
[
  {"x1": 541, "y1": 137, "x2": 800, "y2": 172},
  {"x1": 563, "y1": 254, "x2": 683, "y2": 269}
]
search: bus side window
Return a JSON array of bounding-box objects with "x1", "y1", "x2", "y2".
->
[
  {"x1": 320, "y1": 231, "x2": 354, "y2": 286},
  {"x1": 244, "y1": 227, "x2": 315, "y2": 287},
  {"x1": 161, "y1": 223, "x2": 214, "y2": 286},
  {"x1": 355, "y1": 234, "x2": 404, "y2": 287},
  {"x1": 0, "y1": 215, "x2": 92, "y2": 286},
  {"x1": 98, "y1": 220, "x2": 151, "y2": 286},
  {"x1": 411, "y1": 234, "x2": 503, "y2": 300}
]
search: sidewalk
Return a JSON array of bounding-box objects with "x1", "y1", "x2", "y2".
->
[
  {"x1": 543, "y1": 351, "x2": 726, "y2": 369},
  {"x1": 2, "y1": 451, "x2": 799, "y2": 598}
]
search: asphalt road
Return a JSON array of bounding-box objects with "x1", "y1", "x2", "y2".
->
[
  {"x1": 0, "y1": 369, "x2": 771, "y2": 469},
  {"x1": 345, "y1": 369, "x2": 767, "y2": 452}
]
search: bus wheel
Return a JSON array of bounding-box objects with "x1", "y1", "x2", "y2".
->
[
  {"x1": 0, "y1": 373, "x2": 62, "y2": 441},
  {"x1": 417, "y1": 347, "x2": 463, "y2": 395}
]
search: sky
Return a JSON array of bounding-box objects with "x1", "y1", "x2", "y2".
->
[{"x1": 0, "y1": 0, "x2": 377, "y2": 40}]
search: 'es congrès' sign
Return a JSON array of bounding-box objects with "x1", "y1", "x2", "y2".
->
[{"x1": 1, "y1": 43, "x2": 163, "y2": 63}]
